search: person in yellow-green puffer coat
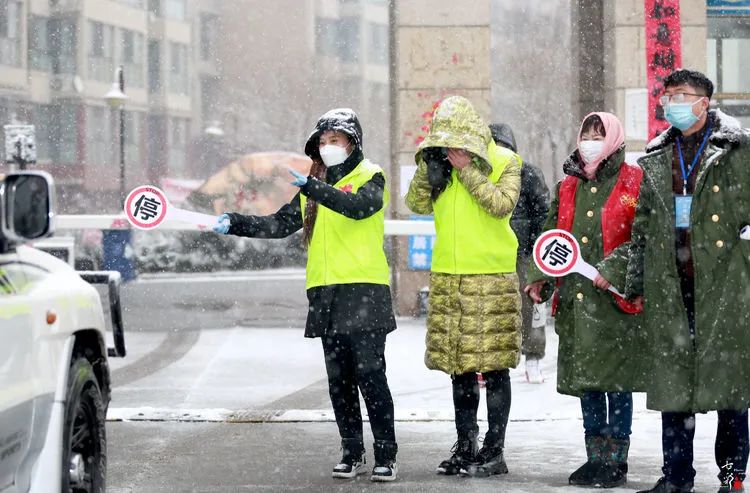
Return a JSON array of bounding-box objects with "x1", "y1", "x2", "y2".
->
[{"x1": 405, "y1": 96, "x2": 522, "y2": 479}]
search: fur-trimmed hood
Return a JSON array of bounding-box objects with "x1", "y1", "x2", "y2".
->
[{"x1": 645, "y1": 109, "x2": 750, "y2": 154}]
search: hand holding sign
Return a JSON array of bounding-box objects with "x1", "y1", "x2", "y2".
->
[
  {"x1": 533, "y1": 229, "x2": 623, "y2": 297},
  {"x1": 125, "y1": 185, "x2": 223, "y2": 231}
]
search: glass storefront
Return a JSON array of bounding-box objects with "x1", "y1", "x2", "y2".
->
[{"x1": 708, "y1": 0, "x2": 750, "y2": 125}]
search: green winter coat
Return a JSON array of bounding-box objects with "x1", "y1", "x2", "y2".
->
[
  {"x1": 625, "y1": 110, "x2": 750, "y2": 413},
  {"x1": 405, "y1": 96, "x2": 522, "y2": 375},
  {"x1": 528, "y1": 148, "x2": 647, "y2": 397}
]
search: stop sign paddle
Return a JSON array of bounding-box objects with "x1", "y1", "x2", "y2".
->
[
  {"x1": 533, "y1": 229, "x2": 623, "y2": 296},
  {"x1": 124, "y1": 185, "x2": 225, "y2": 231}
]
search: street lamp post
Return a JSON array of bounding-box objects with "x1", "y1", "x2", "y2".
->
[
  {"x1": 104, "y1": 66, "x2": 128, "y2": 204},
  {"x1": 102, "y1": 66, "x2": 135, "y2": 282}
]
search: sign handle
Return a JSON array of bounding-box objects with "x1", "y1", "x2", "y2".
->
[
  {"x1": 167, "y1": 208, "x2": 220, "y2": 229},
  {"x1": 576, "y1": 260, "x2": 623, "y2": 297}
]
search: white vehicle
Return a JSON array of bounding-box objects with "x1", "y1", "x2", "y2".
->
[{"x1": 0, "y1": 171, "x2": 125, "y2": 493}]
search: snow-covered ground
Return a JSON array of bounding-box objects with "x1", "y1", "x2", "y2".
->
[{"x1": 108, "y1": 318, "x2": 730, "y2": 491}]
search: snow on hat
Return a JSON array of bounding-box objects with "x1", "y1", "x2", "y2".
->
[{"x1": 304, "y1": 108, "x2": 363, "y2": 159}]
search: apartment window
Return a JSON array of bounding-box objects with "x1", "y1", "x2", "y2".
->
[
  {"x1": 168, "y1": 117, "x2": 187, "y2": 173},
  {"x1": 164, "y1": 0, "x2": 186, "y2": 21},
  {"x1": 118, "y1": 0, "x2": 145, "y2": 8},
  {"x1": 148, "y1": 0, "x2": 161, "y2": 16},
  {"x1": 168, "y1": 42, "x2": 188, "y2": 94},
  {"x1": 200, "y1": 14, "x2": 218, "y2": 61},
  {"x1": 200, "y1": 75, "x2": 218, "y2": 123},
  {"x1": 88, "y1": 21, "x2": 115, "y2": 82},
  {"x1": 148, "y1": 40, "x2": 161, "y2": 93},
  {"x1": 29, "y1": 15, "x2": 51, "y2": 72},
  {"x1": 54, "y1": 103, "x2": 78, "y2": 164},
  {"x1": 368, "y1": 22, "x2": 388, "y2": 65},
  {"x1": 121, "y1": 29, "x2": 144, "y2": 88},
  {"x1": 31, "y1": 104, "x2": 54, "y2": 162},
  {"x1": 0, "y1": 0, "x2": 22, "y2": 67},
  {"x1": 315, "y1": 17, "x2": 338, "y2": 57},
  {"x1": 49, "y1": 17, "x2": 76, "y2": 75},
  {"x1": 124, "y1": 111, "x2": 142, "y2": 168},
  {"x1": 708, "y1": 15, "x2": 750, "y2": 126},
  {"x1": 338, "y1": 17, "x2": 359, "y2": 63},
  {"x1": 86, "y1": 106, "x2": 112, "y2": 167}
]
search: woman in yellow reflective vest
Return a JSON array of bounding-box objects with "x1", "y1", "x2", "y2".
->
[
  {"x1": 406, "y1": 96, "x2": 522, "y2": 478},
  {"x1": 213, "y1": 109, "x2": 398, "y2": 482}
]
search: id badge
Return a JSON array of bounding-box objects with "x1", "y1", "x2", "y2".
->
[{"x1": 675, "y1": 195, "x2": 692, "y2": 229}]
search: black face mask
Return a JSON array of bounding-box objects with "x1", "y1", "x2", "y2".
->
[{"x1": 423, "y1": 147, "x2": 452, "y2": 200}]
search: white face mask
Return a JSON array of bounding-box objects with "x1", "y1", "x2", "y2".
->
[
  {"x1": 319, "y1": 144, "x2": 350, "y2": 168},
  {"x1": 579, "y1": 140, "x2": 606, "y2": 165}
]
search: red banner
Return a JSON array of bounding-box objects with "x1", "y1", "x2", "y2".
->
[{"x1": 645, "y1": 0, "x2": 682, "y2": 140}]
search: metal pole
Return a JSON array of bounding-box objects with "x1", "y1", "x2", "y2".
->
[{"x1": 119, "y1": 65, "x2": 126, "y2": 205}]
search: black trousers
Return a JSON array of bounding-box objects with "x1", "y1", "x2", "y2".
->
[
  {"x1": 662, "y1": 410, "x2": 749, "y2": 485},
  {"x1": 322, "y1": 330, "x2": 396, "y2": 443},
  {"x1": 662, "y1": 273, "x2": 750, "y2": 485},
  {"x1": 452, "y1": 370, "x2": 511, "y2": 446}
]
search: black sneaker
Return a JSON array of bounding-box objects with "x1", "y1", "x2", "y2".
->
[
  {"x1": 332, "y1": 439, "x2": 366, "y2": 479},
  {"x1": 371, "y1": 440, "x2": 398, "y2": 482},
  {"x1": 637, "y1": 477, "x2": 695, "y2": 493},
  {"x1": 460, "y1": 441, "x2": 508, "y2": 478},
  {"x1": 371, "y1": 462, "x2": 398, "y2": 482},
  {"x1": 437, "y1": 438, "x2": 477, "y2": 475}
]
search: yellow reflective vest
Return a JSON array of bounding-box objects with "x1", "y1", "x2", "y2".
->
[
  {"x1": 431, "y1": 142, "x2": 518, "y2": 274},
  {"x1": 300, "y1": 160, "x2": 391, "y2": 289}
]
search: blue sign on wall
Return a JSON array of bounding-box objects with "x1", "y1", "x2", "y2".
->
[
  {"x1": 708, "y1": 0, "x2": 750, "y2": 15},
  {"x1": 408, "y1": 215, "x2": 436, "y2": 270}
]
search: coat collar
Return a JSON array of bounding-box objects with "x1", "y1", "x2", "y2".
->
[
  {"x1": 645, "y1": 109, "x2": 749, "y2": 154},
  {"x1": 325, "y1": 148, "x2": 364, "y2": 184},
  {"x1": 562, "y1": 146, "x2": 626, "y2": 183}
]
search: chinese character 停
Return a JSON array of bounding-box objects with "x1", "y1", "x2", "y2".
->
[
  {"x1": 133, "y1": 195, "x2": 161, "y2": 221},
  {"x1": 541, "y1": 239, "x2": 573, "y2": 267}
]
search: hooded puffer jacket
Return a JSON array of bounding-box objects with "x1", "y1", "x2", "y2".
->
[{"x1": 406, "y1": 96, "x2": 522, "y2": 375}]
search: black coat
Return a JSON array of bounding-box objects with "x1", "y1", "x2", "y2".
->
[
  {"x1": 510, "y1": 162, "x2": 550, "y2": 257},
  {"x1": 226, "y1": 149, "x2": 397, "y2": 338}
]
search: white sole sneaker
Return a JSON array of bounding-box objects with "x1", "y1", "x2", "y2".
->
[
  {"x1": 370, "y1": 463, "x2": 398, "y2": 482},
  {"x1": 332, "y1": 462, "x2": 366, "y2": 479}
]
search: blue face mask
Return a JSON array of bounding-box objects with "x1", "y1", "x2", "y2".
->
[{"x1": 664, "y1": 100, "x2": 703, "y2": 131}]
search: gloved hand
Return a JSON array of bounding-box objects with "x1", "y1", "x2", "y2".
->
[
  {"x1": 288, "y1": 168, "x2": 308, "y2": 187},
  {"x1": 213, "y1": 213, "x2": 230, "y2": 234}
]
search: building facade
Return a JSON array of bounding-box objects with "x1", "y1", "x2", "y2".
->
[
  {"x1": 0, "y1": 0, "x2": 389, "y2": 212},
  {"x1": 0, "y1": 0, "x2": 197, "y2": 211}
]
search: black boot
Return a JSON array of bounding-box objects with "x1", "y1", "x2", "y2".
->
[
  {"x1": 437, "y1": 432, "x2": 478, "y2": 475},
  {"x1": 460, "y1": 433, "x2": 508, "y2": 478},
  {"x1": 569, "y1": 434, "x2": 605, "y2": 486},
  {"x1": 332, "y1": 438, "x2": 365, "y2": 479},
  {"x1": 370, "y1": 440, "x2": 398, "y2": 482},
  {"x1": 594, "y1": 438, "x2": 629, "y2": 488},
  {"x1": 636, "y1": 477, "x2": 695, "y2": 493}
]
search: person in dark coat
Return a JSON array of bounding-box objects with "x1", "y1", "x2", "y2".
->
[
  {"x1": 213, "y1": 108, "x2": 398, "y2": 482},
  {"x1": 490, "y1": 123, "x2": 550, "y2": 384}
]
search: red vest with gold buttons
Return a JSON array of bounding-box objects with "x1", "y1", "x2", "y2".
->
[{"x1": 554, "y1": 162, "x2": 643, "y2": 315}]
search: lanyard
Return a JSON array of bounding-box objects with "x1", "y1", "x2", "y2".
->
[{"x1": 676, "y1": 123, "x2": 712, "y2": 195}]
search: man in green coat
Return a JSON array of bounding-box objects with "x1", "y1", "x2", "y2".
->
[{"x1": 625, "y1": 70, "x2": 750, "y2": 493}]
